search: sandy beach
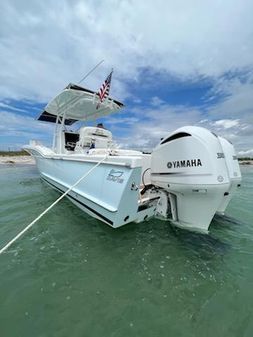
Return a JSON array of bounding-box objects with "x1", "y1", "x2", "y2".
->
[
  {"x1": 0, "y1": 155, "x2": 35, "y2": 165},
  {"x1": 239, "y1": 160, "x2": 253, "y2": 166}
]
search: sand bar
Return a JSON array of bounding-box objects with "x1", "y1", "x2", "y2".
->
[{"x1": 0, "y1": 155, "x2": 35, "y2": 165}]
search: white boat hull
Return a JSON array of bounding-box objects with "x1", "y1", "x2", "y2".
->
[{"x1": 28, "y1": 148, "x2": 156, "y2": 228}]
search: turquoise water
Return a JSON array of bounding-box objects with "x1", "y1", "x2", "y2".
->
[{"x1": 0, "y1": 164, "x2": 253, "y2": 337}]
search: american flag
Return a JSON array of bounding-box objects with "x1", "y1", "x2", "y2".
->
[{"x1": 96, "y1": 70, "x2": 113, "y2": 109}]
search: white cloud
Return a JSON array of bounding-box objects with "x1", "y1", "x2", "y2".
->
[
  {"x1": 205, "y1": 74, "x2": 253, "y2": 121},
  {"x1": 105, "y1": 116, "x2": 139, "y2": 126},
  {"x1": 112, "y1": 104, "x2": 204, "y2": 151},
  {"x1": 0, "y1": 102, "x2": 27, "y2": 112},
  {"x1": 0, "y1": 0, "x2": 253, "y2": 154},
  {"x1": 0, "y1": 110, "x2": 54, "y2": 146},
  {"x1": 1, "y1": 0, "x2": 253, "y2": 101},
  {"x1": 110, "y1": 102, "x2": 252, "y2": 154},
  {"x1": 150, "y1": 96, "x2": 165, "y2": 107},
  {"x1": 132, "y1": 98, "x2": 142, "y2": 104},
  {"x1": 238, "y1": 149, "x2": 253, "y2": 157},
  {"x1": 214, "y1": 119, "x2": 240, "y2": 129}
]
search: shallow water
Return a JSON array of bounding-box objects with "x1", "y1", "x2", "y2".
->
[{"x1": 0, "y1": 164, "x2": 253, "y2": 337}]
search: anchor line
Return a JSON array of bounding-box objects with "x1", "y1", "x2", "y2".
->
[{"x1": 0, "y1": 155, "x2": 108, "y2": 255}]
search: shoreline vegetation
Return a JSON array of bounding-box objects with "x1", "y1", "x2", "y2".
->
[
  {"x1": 0, "y1": 150, "x2": 29, "y2": 157},
  {"x1": 0, "y1": 151, "x2": 252, "y2": 165}
]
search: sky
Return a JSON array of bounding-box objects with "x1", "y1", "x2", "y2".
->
[{"x1": 0, "y1": 0, "x2": 253, "y2": 156}]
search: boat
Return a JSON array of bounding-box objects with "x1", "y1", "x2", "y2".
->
[{"x1": 23, "y1": 82, "x2": 241, "y2": 233}]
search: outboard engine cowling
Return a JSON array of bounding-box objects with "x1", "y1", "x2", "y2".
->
[
  {"x1": 216, "y1": 136, "x2": 241, "y2": 214},
  {"x1": 150, "y1": 126, "x2": 231, "y2": 232}
]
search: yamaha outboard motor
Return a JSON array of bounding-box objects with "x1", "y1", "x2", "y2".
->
[
  {"x1": 150, "y1": 126, "x2": 236, "y2": 232},
  {"x1": 216, "y1": 136, "x2": 241, "y2": 214}
]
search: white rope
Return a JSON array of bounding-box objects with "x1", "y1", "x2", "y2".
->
[{"x1": 0, "y1": 155, "x2": 108, "y2": 255}]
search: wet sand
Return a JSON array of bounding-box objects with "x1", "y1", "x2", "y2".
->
[
  {"x1": 239, "y1": 160, "x2": 253, "y2": 165},
  {"x1": 0, "y1": 155, "x2": 35, "y2": 165}
]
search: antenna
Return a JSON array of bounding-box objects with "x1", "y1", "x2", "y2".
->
[{"x1": 77, "y1": 60, "x2": 104, "y2": 85}]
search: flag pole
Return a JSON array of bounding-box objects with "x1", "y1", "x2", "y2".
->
[{"x1": 77, "y1": 60, "x2": 104, "y2": 85}]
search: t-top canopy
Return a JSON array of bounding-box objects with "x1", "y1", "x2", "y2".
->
[{"x1": 37, "y1": 83, "x2": 124, "y2": 125}]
